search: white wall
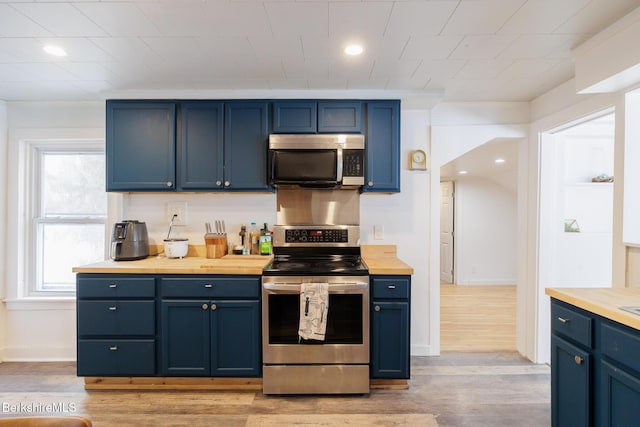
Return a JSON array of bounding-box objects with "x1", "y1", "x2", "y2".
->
[
  {"x1": 3, "y1": 101, "x2": 104, "y2": 361},
  {"x1": 454, "y1": 176, "x2": 517, "y2": 285},
  {"x1": 0, "y1": 101, "x2": 7, "y2": 362}
]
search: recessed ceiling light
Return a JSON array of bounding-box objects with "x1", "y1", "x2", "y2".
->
[
  {"x1": 495, "y1": 158, "x2": 506, "y2": 164},
  {"x1": 344, "y1": 44, "x2": 364, "y2": 56},
  {"x1": 459, "y1": 170, "x2": 468, "y2": 175},
  {"x1": 43, "y1": 45, "x2": 67, "y2": 57}
]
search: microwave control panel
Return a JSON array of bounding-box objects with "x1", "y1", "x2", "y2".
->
[
  {"x1": 285, "y1": 229, "x2": 349, "y2": 243},
  {"x1": 343, "y1": 150, "x2": 364, "y2": 177}
]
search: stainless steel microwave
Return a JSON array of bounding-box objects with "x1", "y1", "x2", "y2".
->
[{"x1": 268, "y1": 134, "x2": 365, "y2": 187}]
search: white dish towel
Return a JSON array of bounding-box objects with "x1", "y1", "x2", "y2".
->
[{"x1": 298, "y1": 283, "x2": 329, "y2": 341}]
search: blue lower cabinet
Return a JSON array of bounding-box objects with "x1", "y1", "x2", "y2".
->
[
  {"x1": 161, "y1": 299, "x2": 261, "y2": 377},
  {"x1": 370, "y1": 275, "x2": 411, "y2": 379},
  {"x1": 601, "y1": 361, "x2": 640, "y2": 426},
  {"x1": 551, "y1": 335, "x2": 592, "y2": 427},
  {"x1": 77, "y1": 339, "x2": 155, "y2": 376}
]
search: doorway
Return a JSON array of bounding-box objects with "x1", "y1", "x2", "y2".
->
[{"x1": 439, "y1": 139, "x2": 519, "y2": 351}]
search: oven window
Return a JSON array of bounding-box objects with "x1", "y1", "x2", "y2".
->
[
  {"x1": 268, "y1": 294, "x2": 363, "y2": 344},
  {"x1": 272, "y1": 150, "x2": 337, "y2": 182}
]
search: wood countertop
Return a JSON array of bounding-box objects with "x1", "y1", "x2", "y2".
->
[
  {"x1": 72, "y1": 244, "x2": 413, "y2": 276},
  {"x1": 362, "y1": 245, "x2": 414, "y2": 275},
  {"x1": 546, "y1": 287, "x2": 640, "y2": 331},
  {"x1": 72, "y1": 254, "x2": 271, "y2": 275}
]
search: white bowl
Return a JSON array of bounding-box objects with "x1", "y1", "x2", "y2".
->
[{"x1": 164, "y1": 238, "x2": 188, "y2": 259}]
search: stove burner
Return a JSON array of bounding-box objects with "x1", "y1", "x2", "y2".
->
[{"x1": 264, "y1": 253, "x2": 368, "y2": 276}]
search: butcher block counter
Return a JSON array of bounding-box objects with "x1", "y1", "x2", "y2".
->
[
  {"x1": 72, "y1": 254, "x2": 271, "y2": 275},
  {"x1": 72, "y1": 244, "x2": 413, "y2": 276},
  {"x1": 545, "y1": 287, "x2": 640, "y2": 331}
]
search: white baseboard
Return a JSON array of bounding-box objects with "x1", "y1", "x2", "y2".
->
[
  {"x1": 2, "y1": 345, "x2": 75, "y2": 362},
  {"x1": 411, "y1": 344, "x2": 438, "y2": 356},
  {"x1": 456, "y1": 279, "x2": 516, "y2": 286}
]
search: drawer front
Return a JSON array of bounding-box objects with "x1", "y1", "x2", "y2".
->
[
  {"x1": 77, "y1": 276, "x2": 155, "y2": 299},
  {"x1": 371, "y1": 276, "x2": 410, "y2": 300},
  {"x1": 77, "y1": 301, "x2": 155, "y2": 337},
  {"x1": 602, "y1": 321, "x2": 640, "y2": 375},
  {"x1": 161, "y1": 277, "x2": 260, "y2": 298},
  {"x1": 77, "y1": 339, "x2": 156, "y2": 376},
  {"x1": 551, "y1": 301, "x2": 593, "y2": 348}
]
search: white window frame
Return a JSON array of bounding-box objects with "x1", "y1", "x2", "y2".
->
[{"x1": 24, "y1": 140, "x2": 107, "y2": 297}]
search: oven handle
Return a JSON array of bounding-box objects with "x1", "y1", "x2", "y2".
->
[{"x1": 263, "y1": 282, "x2": 368, "y2": 292}]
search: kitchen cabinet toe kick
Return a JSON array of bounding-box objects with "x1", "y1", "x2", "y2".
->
[{"x1": 83, "y1": 377, "x2": 408, "y2": 391}]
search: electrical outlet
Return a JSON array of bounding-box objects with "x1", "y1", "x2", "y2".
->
[
  {"x1": 167, "y1": 202, "x2": 188, "y2": 226},
  {"x1": 373, "y1": 225, "x2": 384, "y2": 240}
]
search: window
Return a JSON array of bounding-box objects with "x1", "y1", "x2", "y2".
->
[{"x1": 27, "y1": 141, "x2": 107, "y2": 295}]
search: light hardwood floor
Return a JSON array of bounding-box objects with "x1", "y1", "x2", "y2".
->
[
  {"x1": 441, "y1": 284, "x2": 517, "y2": 352},
  {"x1": 0, "y1": 352, "x2": 550, "y2": 427}
]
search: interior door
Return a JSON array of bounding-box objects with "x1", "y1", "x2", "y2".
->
[{"x1": 440, "y1": 181, "x2": 454, "y2": 284}]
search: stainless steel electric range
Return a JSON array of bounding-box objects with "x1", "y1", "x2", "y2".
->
[{"x1": 261, "y1": 188, "x2": 370, "y2": 395}]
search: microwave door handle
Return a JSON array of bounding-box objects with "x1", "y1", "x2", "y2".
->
[{"x1": 336, "y1": 146, "x2": 343, "y2": 183}]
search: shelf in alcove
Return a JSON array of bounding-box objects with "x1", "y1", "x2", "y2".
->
[{"x1": 564, "y1": 182, "x2": 614, "y2": 186}]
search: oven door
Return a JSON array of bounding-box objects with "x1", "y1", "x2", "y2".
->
[{"x1": 262, "y1": 276, "x2": 369, "y2": 364}]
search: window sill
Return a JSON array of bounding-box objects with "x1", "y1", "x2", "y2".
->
[{"x1": 3, "y1": 297, "x2": 76, "y2": 311}]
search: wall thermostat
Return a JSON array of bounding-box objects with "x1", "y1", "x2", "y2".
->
[{"x1": 409, "y1": 149, "x2": 427, "y2": 170}]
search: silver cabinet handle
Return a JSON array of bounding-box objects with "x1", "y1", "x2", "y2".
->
[
  {"x1": 202, "y1": 304, "x2": 208, "y2": 310},
  {"x1": 368, "y1": 181, "x2": 374, "y2": 187},
  {"x1": 109, "y1": 346, "x2": 118, "y2": 351},
  {"x1": 109, "y1": 284, "x2": 117, "y2": 288},
  {"x1": 558, "y1": 317, "x2": 570, "y2": 324},
  {"x1": 108, "y1": 306, "x2": 117, "y2": 311},
  {"x1": 204, "y1": 283, "x2": 213, "y2": 288},
  {"x1": 216, "y1": 180, "x2": 222, "y2": 186},
  {"x1": 211, "y1": 303, "x2": 217, "y2": 311},
  {"x1": 388, "y1": 285, "x2": 396, "y2": 289},
  {"x1": 374, "y1": 305, "x2": 381, "y2": 312},
  {"x1": 166, "y1": 181, "x2": 173, "y2": 187},
  {"x1": 574, "y1": 355, "x2": 583, "y2": 365},
  {"x1": 224, "y1": 181, "x2": 230, "y2": 187}
]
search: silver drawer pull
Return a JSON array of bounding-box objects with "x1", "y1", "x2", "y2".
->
[
  {"x1": 204, "y1": 283, "x2": 213, "y2": 288},
  {"x1": 558, "y1": 317, "x2": 570, "y2": 324},
  {"x1": 388, "y1": 285, "x2": 396, "y2": 289},
  {"x1": 108, "y1": 306, "x2": 117, "y2": 311},
  {"x1": 574, "y1": 355, "x2": 583, "y2": 365},
  {"x1": 109, "y1": 284, "x2": 117, "y2": 288},
  {"x1": 375, "y1": 305, "x2": 381, "y2": 312},
  {"x1": 109, "y1": 346, "x2": 118, "y2": 351}
]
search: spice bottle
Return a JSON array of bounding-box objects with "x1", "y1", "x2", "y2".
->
[
  {"x1": 239, "y1": 224, "x2": 247, "y2": 255},
  {"x1": 249, "y1": 222, "x2": 260, "y2": 255}
]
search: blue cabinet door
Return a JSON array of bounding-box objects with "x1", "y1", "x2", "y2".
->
[
  {"x1": 272, "y1": 101, "x2": 317, "y2": 133},
  {"x1": 224, "y1": 101, "x2": 271, "y2": 191},
  {"x1": 177, "y1": 101, "x2": 224, "y2": 190},
  {"x1": 106, "y1": 100, "x2": 176, "y2": 191},
  {"x1": 371, "y1": 301, "x2": 409, "y2": 379},
  {"x1": 551, "y1": 335, "x2": 592, "y2": 427},
  {"x1": 364, "y1": 101, "x2": 400, "y2": 193},
  {"x1": 161, "y1": 300, "x2": 211, "y2": 376},
  {"x1": 318, "y1": 101, "x2": 362, "y2": 133},
  {"x1": 211, "y1": 300, "x2": 261, "y2": 376},
  {"x1": 601, "y1": 361, "x2": 640, "y2": 426}
]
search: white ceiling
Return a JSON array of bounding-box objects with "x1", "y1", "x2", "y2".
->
[{"x1": 1, "y1": 0, "x2": 640, "y2": 103}]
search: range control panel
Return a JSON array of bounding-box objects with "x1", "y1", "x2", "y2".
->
[{"x1": 285, "y1": 228, "x2": 349, "y2": 243}]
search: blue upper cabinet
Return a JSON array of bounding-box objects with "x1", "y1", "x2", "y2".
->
[
  {"x1": 272, "y1": 100, "x2": 317, "y2": 133},
  {"x1": 177, "y1": 101, "x2": 224, "y2": 191},
  {"x1": 318, "y1": 101, "x2": 362, "y2": 133},
  {"x1": 364, "y1": 100, "x2": 401, "y2": 193},
  {"x1": 272, "y1": 100, "x2": 362, "y2": 133},
  {"x1": 106, "y1": 100, "x2": 176, "y2": 191},
  {"x1": 224, "y1": 101, "x2": 271, "y2": 191}
]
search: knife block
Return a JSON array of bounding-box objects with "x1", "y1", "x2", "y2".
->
[{"x1": 205, "y1": 234, "x2": 228, "y2": 259}]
